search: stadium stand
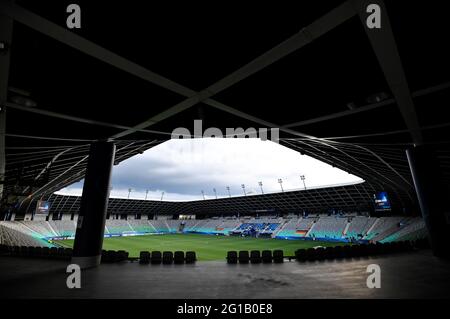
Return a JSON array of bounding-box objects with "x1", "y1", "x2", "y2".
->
[
  {"x1": 129, "y1": 220, "x2": 156, "y2": 233},
  {"x1": 308, "y1": 217, "x2": 348, "y2": 240},
  {"x1": 19, "y1": 221, "x2": 56, "y2": 238},
  {"x1": 0, "y1": 216, "x2": 428, "y2": 249},
  {"x1": 166, "y1": 220, "x2": 181, "y2": 232},
  {"x1": 106, "y1": 220, "x2": 133, "y2": 234},
  {"x1": 364, "y1": 217, "x2": 404, "y2": 241},
  {"x1": 380, "y1": 218, "x2": 427, "y2": 243},
  {"x1": 0, "y1": 223, "x2": 52, "y2": 247},
  {"x1": 216, "y1": 219, "x2": 242, "y2": 234},
  {"x1": 275, "y1": 217, "x2": 315, "y2": 238},
  {"x1": 48, "y1": 220, "x2": 76, "y2": 237},
  {"x1": 181, "y1": 220, "x2": 199, "y2": 232},
  {"x1": 149, "y1": 220, "x2": 172, "y2": 233},
  {"x1": 191, "y1": 219, "x2": 226, "y2": 234},
  {"x1": 232, "y1": 219, "x2": 281, "y2": 237},
  {"x1": 345, "y1": 216, "x2": 377, "y2": 241}
]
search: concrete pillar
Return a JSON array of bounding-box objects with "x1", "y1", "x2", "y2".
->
[
  {"x1": 72, "y1": 142, "x2": 115, "y2": 268},
  {"x1": 407, "y1": 145, "x2": 450, "y2": 259}
]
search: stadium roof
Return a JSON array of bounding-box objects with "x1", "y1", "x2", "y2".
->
[
  {"x1": 1, "y1": 1, "x2": 449, "y2": 214},
  {"x1": 44, "y1": 182, "x2": 378, "y2": 216}
]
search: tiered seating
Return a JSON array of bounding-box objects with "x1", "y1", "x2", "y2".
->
[
  {"x1": 308, "y1": 217, "x2": 347, "y2": 240},
  {"x1": 380, "y1": 218, "x2": 426, "y2": 243},
  {"x1": 105, "y1": 220, "x2": 133, "y2": 234},
  {"x1": 364, "y1": 217, "x2": 403, "y2": 240},
  {"x1": 0, "y1": 223, "x2": 53, "y2": 247},
  {"x1": 232, "y1": 221, "x2": 281, "y2": 237},
  {"x1": 276, "y1": 218, "x2": 315, "y2": 238},
  {"x1": 166, "y1": 220, "x2": 181, "y2": 232},
  {"x1": 48, "y1": 220, "x2": 76, "y2": 237},
  {"x1": 183, "y1": 219, "x2": 239, "y2": 234},
  {"x1": 237, "y1": 223, "x2": 260, "y2": 231},
  {"x1": 184, "y1": 219, "x2": 208, "y2": 232},
  {"x1": 149, "y1": 220, "x2": 171, "y2": 233},
  {"x1": 128, "y1": 220, "x2": 155, "y2": 233},
  {"x1": 218, "y1": 219, "x2": 241, "y2": 234},
  {"x1": 20, "y1": 221, "x2": 56, "y2": 238},
  {"x1": 190, "y1": 219, "x2": 224, "y2": 233},
  {"x1": 181, "y1": 219, "x2": 200, "y2": 231},
  {"x1": 1, "y1": 221, "x2": 39, "y2": 237},
  {"x1": 345, "y1": 216, "x2": 377, "y2": 240},
  {"x1": 0, "y1": 216, "x2": 428, "y2": 249}
]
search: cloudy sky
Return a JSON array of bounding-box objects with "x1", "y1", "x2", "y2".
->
[{"x1": 56, "y1": 138, "x2": 363, "y2": 201}]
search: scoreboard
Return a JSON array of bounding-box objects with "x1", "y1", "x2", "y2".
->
[
  {"x1": 36, "y1": 200, "x2": 51, "y2": 215},
  {"x1": 374, "y1": 192, "x2": 391, "y2": 212}
]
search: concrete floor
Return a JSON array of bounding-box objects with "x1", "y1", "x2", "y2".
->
[{"x1": 1, "y1": 250, "x2": 449, "y2": 299}]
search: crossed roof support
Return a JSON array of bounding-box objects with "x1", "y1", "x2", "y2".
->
[{"x1": 0, "y1": 0, "x2": 422, "y2": 206}]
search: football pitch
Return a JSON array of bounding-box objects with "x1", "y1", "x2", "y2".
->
[{"x1": 58, "y1": 233, "x2": 346, "y2": 261}]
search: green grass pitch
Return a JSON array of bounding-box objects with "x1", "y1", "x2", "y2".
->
[{"x1": 58, "y1": 233, "x2": 346, "y2": 261}]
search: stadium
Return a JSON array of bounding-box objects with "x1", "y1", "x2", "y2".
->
[{"x1": 1, "y1": 0, "x2": 450, "y2": 301}]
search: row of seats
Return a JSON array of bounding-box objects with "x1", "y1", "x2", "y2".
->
[
  {"x1": 139, "y1": 251, "x2": 196, "y2": 264},
  {"x1": 0, "y1": 245, "x2": 130, "y2": 263},
  {"x1": 0, "y1": 223, "x2": 52, "y2": 247},
  {"x1": 226, "y1": 250, "x2": 284, "y2": 264},
  {"x1": 0, "y1": 244, "x2": 72, "y2": 260},
  {"x1": 101, "y1": 250, "x2": 129, "y2": 263},
  {"x1": 295, "y1": 239, "x2": 427, "y2": 262}
]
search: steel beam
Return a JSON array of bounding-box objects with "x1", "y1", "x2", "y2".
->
[{"x1": 351, "y1": 0, "x2": 423, "y2": 145}]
